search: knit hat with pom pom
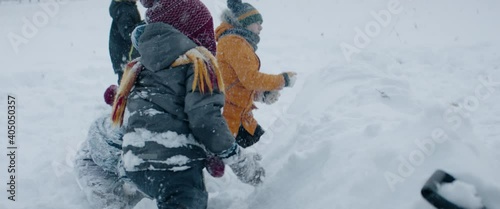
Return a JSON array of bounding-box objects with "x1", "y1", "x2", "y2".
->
[
  {"x1": 227, "y1": 0, "x2": 263, "y2": 27},
  {"x1": 103, "y1": 84, "x2": 118, "y2": 106}
]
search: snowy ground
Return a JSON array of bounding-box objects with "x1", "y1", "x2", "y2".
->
[{"x1": 1, "y1": 0, "x2": 500, "y2": 208}]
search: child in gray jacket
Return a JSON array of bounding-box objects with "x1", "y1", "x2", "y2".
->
[
  {"x1": 74, "y1": 85, "x2": 146, "y2": 209},
  {"x1": 111, "y1": 0, "x2": 266, "y2": 208}
]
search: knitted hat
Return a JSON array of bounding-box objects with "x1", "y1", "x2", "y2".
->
[
  {"x1": 104, "y1": 85, "x2": 118, "y2": 106},
  {"x1": 228, "y1": 0, "x2": 263, "y2": 27},
  {"x1": 140, "y1": 0, "x2": 216, "y2": 54}
]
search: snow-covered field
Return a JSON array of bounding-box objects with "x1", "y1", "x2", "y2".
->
[{"x1": 1, "y1": 0, "x2": 500, "y2": 208}]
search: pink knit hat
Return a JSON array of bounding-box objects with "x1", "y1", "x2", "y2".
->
[
  {"x1": 140, "y1": 0, "x2": 217, "y2": 54},
  {"x1": 103, "y1": 85, "x2": 118, "y2": 106}
]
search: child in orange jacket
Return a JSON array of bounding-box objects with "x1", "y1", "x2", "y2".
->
[{"x1": 216, "y1": 0, "x2": 297, "y2": 148}]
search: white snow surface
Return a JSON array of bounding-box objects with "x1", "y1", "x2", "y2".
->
[
  {"x1": 437, "y1": 180, "x2": 484, "y2": 209},
  {"x1": 1, "y1": 0, "x2": 500, "y2": 209}
]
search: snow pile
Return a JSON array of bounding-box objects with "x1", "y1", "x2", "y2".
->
[{"x1": 438, "y1": 180, "x2": 484, "y2": 209}]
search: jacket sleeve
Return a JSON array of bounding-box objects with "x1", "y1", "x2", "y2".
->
[
  {"x1": 184, "y1": 66, "x2": 236, "y2": 154},
  {"x1": 87, "y1": 115, "x2": 124, "y2": 174},
  {"x1": 116, "y1": 7, "x2": 140, "y2": 43},
  {"x1": 222, "y1": 37, "x2": 285, "y2": 91}
]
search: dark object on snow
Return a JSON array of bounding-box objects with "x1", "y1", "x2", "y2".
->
[
  {"x1": 376, "y1": 89, "x2": 390, "y2": 99},
  {"x1": 421, "y1": 170, "x2": 462, "y2": 209},
  {"x1": 421, "y1": 169, "x2": 487, "y2": 209}
]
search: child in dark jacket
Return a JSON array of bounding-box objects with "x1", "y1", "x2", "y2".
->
[
  {"x1": 109, "y1": 0, "x2": 141, "y2": 84},
  {"x1": 111, "y1": 0, "x2": 265, "y2": 208}
]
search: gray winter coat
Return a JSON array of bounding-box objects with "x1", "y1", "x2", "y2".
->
[
  {"x1": 87, "y1": 114, "x2": 125, "y2": 173},
  {"x1": 122, "y1": 22, "x2": 235, "y2": 172}
]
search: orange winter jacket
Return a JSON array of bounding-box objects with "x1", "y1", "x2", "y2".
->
[{"x1": 216, "y1": 22, "x2": 285, "y2": 135}]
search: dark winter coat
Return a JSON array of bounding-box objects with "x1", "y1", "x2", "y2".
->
[
  {"x1": 109, "y1": 0, "x2": 141, "y2": 75},
  {"x1": 122, "y1": 22, "x2": 235, "y2": 172}
]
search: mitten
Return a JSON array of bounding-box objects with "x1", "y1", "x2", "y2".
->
[
  {"x1": 104, "y1": 85, "x2": 118, "y2": 106},
  {"x1": 282, "y1": 72, "x2": 297, "y2": 87},
  {"x1": 254, "y1": 91, "x2": 280, "y2": 105},
  {"x1": 254, "y1": 91, "x2": 265, "y2": 102},
  {"x1": 262, "y1": 91, "x2": 280, "y2": 104},
  {"x1": 205, "y1": 155, "x2": 225, "y2": 178},
  {"x1": 220, "y1": 143, "x2": 265, "y2": 186}
]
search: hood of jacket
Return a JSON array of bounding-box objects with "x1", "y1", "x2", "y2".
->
[
  {"x1": 137, "y1": 22, "x2": 197, "y2": 72},
  {"x1": 109, "y1": 0, "x2": 136, "y2": 20},
  {"x1": 215, "y1": 22, "x2": 232, "y2": 41},
  {"x1": 215, "y1": 10, "x2": 243, "y2": 40}
]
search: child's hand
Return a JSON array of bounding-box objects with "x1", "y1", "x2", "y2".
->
[
  {"x1": 262, "y1": 91, "x2": 280, "y2": 105},
  {"x1": 254, "y1": 91, "x2": 280, "y2": 105},
  {"x1": 221, "y1": 144, "x2": 265, "y2": 186}
]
